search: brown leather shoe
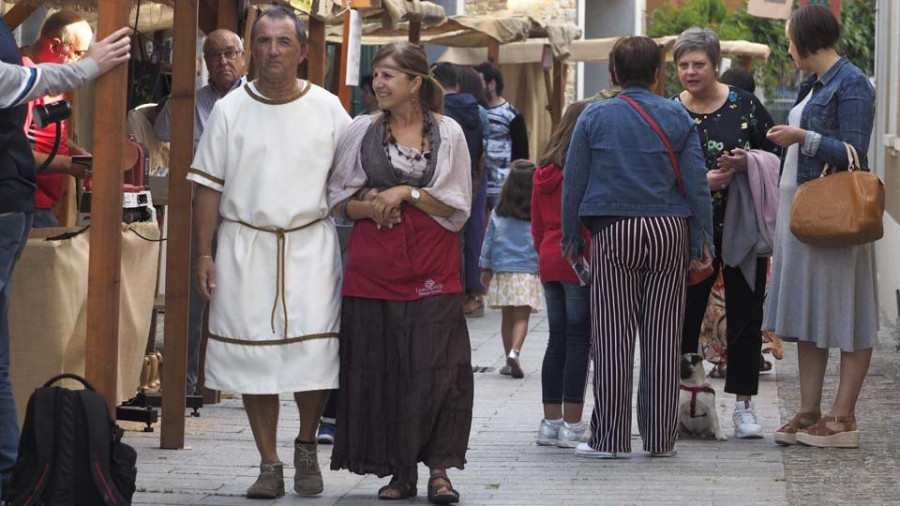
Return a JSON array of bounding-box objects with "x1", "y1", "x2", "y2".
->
[
  {"x1": 294, "y1": 440, "x2": 324, "y2": 495},
  {"x1": 795, "y1": 415, "x2": 859, "y2": 448},
  {"x1": 246, "y1": 462, "x2": 285, "y2": 499},
  {"x1": 774, "y1": 411, "x2": 821, "y2": 445}
]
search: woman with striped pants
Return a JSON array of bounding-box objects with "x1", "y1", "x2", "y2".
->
[{"x1": 561, "y1": 36, "x2": 714, "y2": 458}]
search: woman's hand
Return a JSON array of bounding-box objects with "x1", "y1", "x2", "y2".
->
[
  {"x1": 479, "y1": 269, "x2": 492, "y2": 289},
  {"x1": 766, "y1": 125, "x2": 806, "y2": 147},
  {"x1": 689, "y1": 241, "x2": 713, "y2": 274},
  {"x1": 717, "y1": 148, "x2": 748, "y2": 172},
  {"x1": 707, "y1": 168, "x2": 735, "y2": 191},
  {"x1": 371, "y1": 186, "x2": 408, "y2": 228}
]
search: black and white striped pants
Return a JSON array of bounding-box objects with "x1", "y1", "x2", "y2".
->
[{"x1": 588, "y1": 216, "x2": 688, "y2": 454}]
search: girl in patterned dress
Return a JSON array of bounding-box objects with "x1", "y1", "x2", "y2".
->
[{"x1": 479, "y1": 160, "x2": 543, "y2": 379}]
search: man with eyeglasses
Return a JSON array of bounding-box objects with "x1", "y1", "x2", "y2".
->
[
  {"x1": 153, "y1": 29, "x2": 245, "y2": 398},
  {"x1": 21, "y1": 10, "x2": 94, "y2": 228},
  {"x1": 154, "y1": 29, "x2": 245, "y2": 151}
]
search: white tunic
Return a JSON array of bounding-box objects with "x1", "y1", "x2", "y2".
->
[{"x1": 187, "y1": 81, "x2": 351, "y2": 394}]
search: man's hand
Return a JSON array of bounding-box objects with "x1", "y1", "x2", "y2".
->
[
  {"x1": 87, "y1": 27, "x2": 132, "y2": 75},
  {"x1": 479, "y1": 269, "x2": 492, "y2": 289},
  {"x1": 195, "y1": 256, "x2": 216, "y2": 300},
  {"x1": 766, "y1": 125, "x2": 806, "y2": 148},
  {"x1": 707, "y1": 168, "x2": 735, "y2": 191},
  {"x1": 717, "y1": 148, "x2": 748, "y2": 173}
]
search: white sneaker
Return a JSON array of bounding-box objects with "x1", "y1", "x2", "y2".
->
[
  {"x1": 649, "y1": 448, "x2": 677, "y2": 457},
  {"x1": 536, "y1": 418, "x2": 562, "y2": 446},
  {"x1": 498, "y1": 365, "x2": 512, "y2": 376},
  {"x1": 732, "y1": 401, "x2": 763, "y2": 439},
  {"x1": 574, "y1": 442, "x2": 617, "y2": 459},
  {"x1": 557, "y1": 421, "x2": 589, "y2": 448}
]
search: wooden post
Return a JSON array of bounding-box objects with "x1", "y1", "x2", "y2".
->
[
  {"x1": 2, "y1": 3, "x2": 36, "y2": 30},
  {"x1": 242, "y1": 6, "x2": 258, "y2": 77},
  {"x1": 307, "y1": 16, "x2": 327, "y2": 87},
  {"x1": 160, "y1": 0, "x2": 198, "y2": 449},
  {"x1": 85, "y1": 0, "x2": 130, "y2": 414},
  {"x1": 653, "y1": 46, "x2": 667, "y2": 96},
  {"x1": 336, "y1": 6, "x2": 353, "y2": 110},
  {"x1": 550, "y1": 58, "x2": 565, "y2": 129},
  {"x1": 487, "y1": 41, "x2": 500, "y2": 65},
  {"x1": 217, "y1": 0, "x2": 239, "y2": 32},
  {"x1": 409, "y1": 20, "x2": 421, "y2": 44}
]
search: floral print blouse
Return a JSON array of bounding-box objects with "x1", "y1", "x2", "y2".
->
[{"x1": 674, "y1": 86, "x2": 781, "y2": 237}]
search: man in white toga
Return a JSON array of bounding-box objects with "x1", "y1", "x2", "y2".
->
[{"x1": 188, "y1": 5, "x2": 349, "y2": 499}]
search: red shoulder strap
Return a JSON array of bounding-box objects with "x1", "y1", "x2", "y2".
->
[{"x1": 619, "y1": 94, "x2": 686, "y2": 197}]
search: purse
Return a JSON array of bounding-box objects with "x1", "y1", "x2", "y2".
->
[
  {"x1": 619, "y1": 94, "x2": 713, "y2": 285},
  {"x1": 790, "y1": 142, "x2": 884, "y2": 247}
]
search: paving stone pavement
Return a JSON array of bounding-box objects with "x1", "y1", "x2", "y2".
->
[{"x1": 128, "y1": 309, "x2": 896, "y2": 505}]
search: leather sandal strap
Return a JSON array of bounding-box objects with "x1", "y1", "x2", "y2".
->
[{"x1": 806, "y1": 415, "x2": 857, "y2": 436}]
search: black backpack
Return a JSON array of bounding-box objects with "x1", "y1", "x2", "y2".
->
[{"x1": 3, "y1": 374, "x2": 137, "y2": 506}]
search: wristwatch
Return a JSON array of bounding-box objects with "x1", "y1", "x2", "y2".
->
[{"x1": 409, "y1": 187, "x2": 421, "y2": 204}]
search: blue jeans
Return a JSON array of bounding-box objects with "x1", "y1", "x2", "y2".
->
[
  {"x1": 541, "y1": 281, "x2": 591, "y2": 404},
  {"x1": 0, "y1": 212, "x2": 33, "y2": 493}
]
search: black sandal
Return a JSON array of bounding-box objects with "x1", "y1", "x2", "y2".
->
[
  {"x1": 427, "y1": 473, "x2": 460, "y2": 504},
  {"x1": 377, "y1": 478, "x2": 417, "y2": 501}
]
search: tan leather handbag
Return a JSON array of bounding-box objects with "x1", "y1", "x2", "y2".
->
[{"x1": 790, "y1": 142, "x2": 884, "y2": 246}]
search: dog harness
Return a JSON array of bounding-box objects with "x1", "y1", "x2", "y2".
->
[{"x1": 680, "y1": 385, "x2": 716, "y2": 418}]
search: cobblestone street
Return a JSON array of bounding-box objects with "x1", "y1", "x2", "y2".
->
[{"x1": 127, "y1": 309, "x2": 899, "y2": 505}]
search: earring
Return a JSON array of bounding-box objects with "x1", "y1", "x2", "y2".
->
[{"x1": 411, "y1": 96, "x2": 417, "y2": 103}]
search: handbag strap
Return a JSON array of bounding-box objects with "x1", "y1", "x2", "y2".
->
[
  {"x1": 619, "y1": 94, "x2": 686, "y2": 197},
  {"x1": 821, "y1": 142, "x2": 861, "y2": 177}
]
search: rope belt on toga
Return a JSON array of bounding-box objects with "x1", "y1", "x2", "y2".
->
[{"x1": 222, "y1": 217, "x2": 322, "y2": 338}]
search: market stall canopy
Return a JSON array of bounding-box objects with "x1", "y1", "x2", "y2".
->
[
  {"x1": 6, "y1": 0, "x2": 174, "y2": 34},
  {"x1": 439, "y1": 35, "x2": 770, "y2": 64},
  {"x1": 325, "y1": 14, "x2": 579, "y2": 53}
]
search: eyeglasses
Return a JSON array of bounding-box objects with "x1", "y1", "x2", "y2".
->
[{"x1": 204, "y1": 49, "x2": 243, "y2": 61}]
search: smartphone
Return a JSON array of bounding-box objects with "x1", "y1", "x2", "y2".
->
[{"x1": 569, "y1": 256, "x2": 591, "y2": 286}]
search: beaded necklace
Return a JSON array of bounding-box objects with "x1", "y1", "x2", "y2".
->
[{"x1": 382, "y1": 109, "x2": 433, "y2": 172}]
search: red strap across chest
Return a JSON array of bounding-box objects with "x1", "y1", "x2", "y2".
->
[{"x1": 681, "y1": 385, "x2": 716, "y2": 418}]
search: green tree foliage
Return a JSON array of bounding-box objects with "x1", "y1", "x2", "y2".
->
[
  {"x1": 647, "y1": 0, "x2": 875, "y2": 97},
  {"x1": 841, "y1": 0, "x2": 875, "y2": 76}
]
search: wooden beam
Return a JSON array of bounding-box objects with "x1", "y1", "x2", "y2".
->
[
  {"x1": 653, "y1": 46, "x2": 666, "y2": 96},
  {"x1": 86, "y1": 0, "x2": 130, "y2": 415},
  {"x1": 2, "y1": 3, "x2": 36, "y2": 30},
  {"x1": 242, "y1": 6, "x2": 258, "y2": 78},
  {"x1": 217, "y1": 0, "x2": 239, "y2": 32},
  {"x1": 550, "y1": 58, "x2": 565, "y2": 129},
  {"x1": 160, "y1": 0, "x2": 198, "y2": 450},
  {"x1": 487, "y1": 42, "x2": 500, "y2": 65},
  {"x1": 409, "y1": 20, "x2": 421, "y2": 45},
  {"x1": 307, "y1": 16, "x2": 327, "y2": 87},
  {"x1": 199, "y1": 0, "x2": 218, "y2": 35},
  {"x1": 336, "y1": 8, "x2": 352, "y2": 110}
]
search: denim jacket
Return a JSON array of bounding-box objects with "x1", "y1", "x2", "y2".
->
[
  {"x1": 479, "y1": 212, "x2": 539, "y2": 274},
  {"x1": 794, "y1": 56, "x2": 875, "y2": 185},
  {"x1": 561, "y1": 87, "x2": 714, "y2": 259}
]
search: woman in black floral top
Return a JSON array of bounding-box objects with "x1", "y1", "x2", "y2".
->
[{"x1": 673, "y1": 27, "x2": 781, "y2": 440}]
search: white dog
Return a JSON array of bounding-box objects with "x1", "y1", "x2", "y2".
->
[{"x1": 677, "y1": 353, "x2": 727, "y2": 441}]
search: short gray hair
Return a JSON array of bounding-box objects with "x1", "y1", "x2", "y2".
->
[
  {"x1": 673, "y1": 27, "x2": 721, "y2": 71},
  {"x1": 251, "y1": 5, "x2": 307, "y2": 47}
]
